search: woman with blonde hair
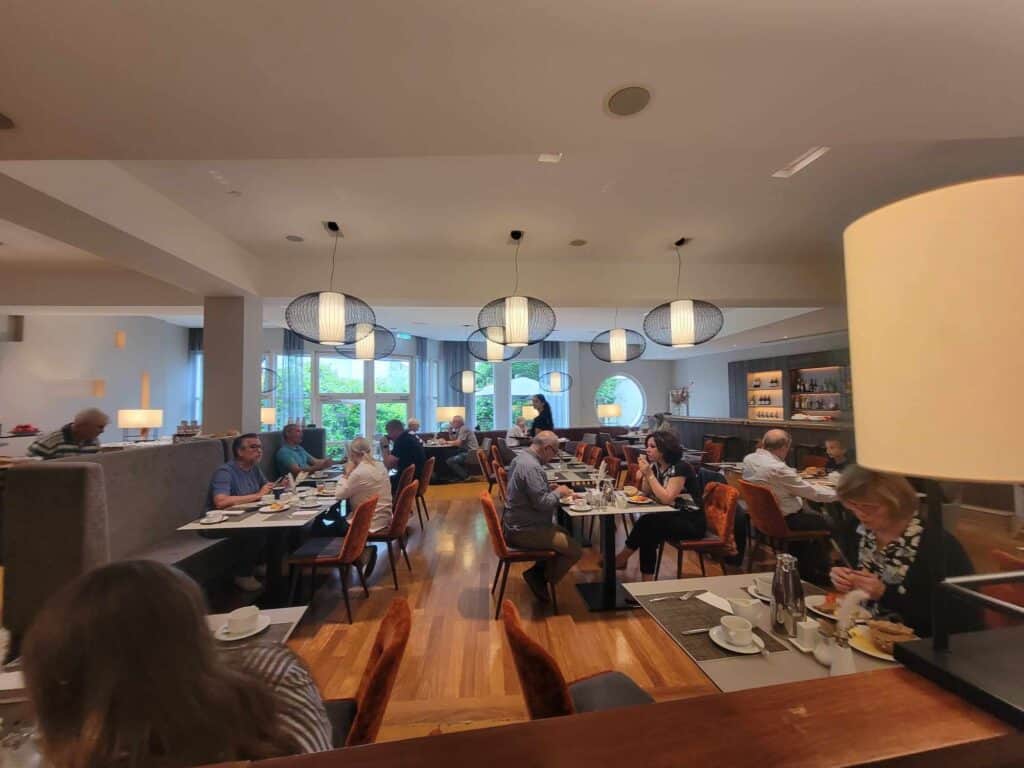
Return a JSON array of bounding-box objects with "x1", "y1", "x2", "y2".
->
[
  {"x1": 23, "y1": 560, "x2": 331, "y2": 768},
  {"x1": 830, "y1": 464, "x2": 979, "y2": 636},
  {"x1": 335, "y1": 436, "x2": 394, "y2": 566}
]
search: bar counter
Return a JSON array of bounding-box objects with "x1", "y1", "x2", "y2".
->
[{"x1": 668, "y1": 415, "x2": 854, "y2": 461}]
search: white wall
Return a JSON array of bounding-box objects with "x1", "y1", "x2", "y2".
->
[
  {"x1": 0, "y1": 315, "x2": 191, "y2": 436},
  {"x1": 570, "y1": 342, "x2": 675, "y2": 427},
  {"x1": 673, "y1": 333, "x2": 850, "y2": 417}
]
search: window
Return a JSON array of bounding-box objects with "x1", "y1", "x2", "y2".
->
[
  {"x1": 189, "y1": 351, "x2": 204, "y2": 422},
  {"x1": 374, "y1": 359, "x2": 410, "y2": 394},
  {"x1": 272, "y1": 353, "x2": 312, "y2": 430},
  {"x1": 473, "y1": 361, "x2": 494, "y2": 430},
  {"x1": 594, "y1": 374, "x2": 645, "y2": 427},
  {"x1": 510, "y1": 360, "x2": 540, "y2": 423}
]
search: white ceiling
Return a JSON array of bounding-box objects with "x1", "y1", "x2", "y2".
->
[{"x1": 0, "y1": 219, "x2": 104, "y2": 264}]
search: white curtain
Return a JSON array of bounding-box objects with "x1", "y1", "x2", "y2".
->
[{"x1": 540, "y1": 340, "x2": 569, "y2": 427}]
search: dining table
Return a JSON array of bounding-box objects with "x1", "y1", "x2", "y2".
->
[
  {"x1": 207, "y1": 605, "x2": 309, "y2": 646},
  {"x1": 625, "y1": 573, "x2": 895, "y2": 692}
]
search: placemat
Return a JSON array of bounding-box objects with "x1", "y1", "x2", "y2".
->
[
  {"x1": 636, "y1": 590, "x2": 788, "y2": 661},
  {"x1": 214, "y1": 621, "x2": 293, "y2": 649}
]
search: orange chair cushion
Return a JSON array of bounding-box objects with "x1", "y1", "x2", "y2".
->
[{"x1": 501, "y1": 600, "x2": 574, "y2": 719}]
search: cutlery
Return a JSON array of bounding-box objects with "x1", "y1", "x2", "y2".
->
[
  {"x1": 649, "y1": 590, "x2": 698, "y2": 603},
  {"x1": 680, "y1": 627, "x2": 711, "y2": 635}
]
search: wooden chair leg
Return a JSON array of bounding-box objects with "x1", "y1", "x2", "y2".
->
[
  {"x1": 399, "y1": 538, "x2": 412, "y2": 571},
  {"x1": 491, "y1": 560, "x2": 502, "y2": 594},
  {"x1": 340, "y1": 564, "x2": 353, "y2": 624},
  {"x1": 654, "y1": 542, "x2": 664, "y2": 580},
  {"x1": 698, "y1": 551, "x2": 706, "y2": 577},
  {"x1": 385, "y1": 540, "x2": 399, "y2": 590},
  {"x1": 355, "y1": 556, "x2": 370, "y2": 597},
  {"x1": 421, "y1": 495, "x2": 430, "y2": 520},
  {"x1": 677, "y1": 547, "x2": 684, "y2": 579},
  {"x1": 495, "y1": 561, "x2": 511, "y2": 620}
]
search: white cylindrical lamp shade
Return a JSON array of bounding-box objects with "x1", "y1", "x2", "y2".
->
[
  {"x1": 597, "y1": 404, "x2": 622, "y2": 420},
  {"x1": 505, "y1": 296, "x2": 529, "y2": 347},
  {"x1": 522, "y1": 405, "x2": 539, "y2": 420},
  {"x1": 609, "y1": 328, "x2": 628, "y2": 363},
  {"x1": 435, "y1": 406, "x2": 466, "y2": 423},
  {"x1": 486, "y1": 335, "x2": 505, "y2": 362},
  {"x1": 844, "y1": 175, "x2": 1024, "y2": 483},
  {"x1": 670, "y1": 299, "x2": 696, "y2": 348},
  {"x1": 117, "y1": 409, "x2": 164, "y2": 429},
  {"x1": 318, "y1": 292, "x2": 347, "y2": 346},
  {"x1": 460, "y1": 370, "x2": 475, "y2": 394},
  {"x1": 260, "y1": 407, "x2": 277, "y2": 426},
  {"x1": 353, "y1": 322, "x2": 376, "y2": 360},
  {"x1": 548, "y1": 371, "x2": 564, "y2": 393}
]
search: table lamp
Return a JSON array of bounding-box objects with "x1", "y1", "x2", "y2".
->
[
  {"x1": 597, "y1": 403, "x2": 621, "y2": 424},
  {"x1": 844, "y1": 175, "x2": 1024, "y2": 726},
  {"x1": 260, "y1": 407, "x2": 277, "y2": 428},
  {"x1": 435, "y1": 406, "x2": 465, "y2": 433},
  {"x1": 521, "y1": 405, "x2": 539, "y2": 421},
  {"x1": 117, "y1": 409, "x2": 164, "y2": 441}
]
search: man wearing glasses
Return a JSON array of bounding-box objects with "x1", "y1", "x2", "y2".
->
[{"x1": 209, "y1": 433, "x2": 275, "y2": 509}]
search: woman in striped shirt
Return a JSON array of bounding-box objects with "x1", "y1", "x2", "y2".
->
[{"x1": 23, "y1": 560, "x2": 332, "y2": 768}]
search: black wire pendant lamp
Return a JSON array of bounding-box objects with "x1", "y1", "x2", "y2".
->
[
  {"x1": 539, "y1": 370, "x2": 573, "y2": 393},
  {"x1": 334, "y1": 323, "x2": 396, "y2": 360},
  {"x1": 449, "y1": 369, "x2": 477, "y2": 394},
  {"x1": 284, "y1": 223, "x2": 375, "y2": 346},
  {"x1": 477, "y1": 230, "x2": 556, "y2": 348},
  {"x1": 643, "y1": 238, "x2": 724, "y2": 348},
  {"x1": 591, "y1": 308, "x2": 646, "y2": 363},
  {"x1": 466, "y1": 327, "x2": 522, "y2": 362}
]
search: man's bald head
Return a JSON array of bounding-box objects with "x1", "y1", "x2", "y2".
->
[
  {"x1": 72, "y1": 408, "x2": 109, "y2": 442},
  {"x1": 532, "y1": 430, "x2": 560, "y2": 449},
  {"x1": 762, "y1": 429, "x2": 791, "y2": 458}
]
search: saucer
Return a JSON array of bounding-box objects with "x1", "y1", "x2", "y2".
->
[
  {"x1": 569, "y1": 503, "x2": 592, "y2": 512},
  {"x1": 708, "y1": 625, "x2": 766, "y2": 655},
  {"x1": 747, "y1": 584, "x2": 772, "y2": 602},
  {"x1": 199, "y1": 512, "x2": 227, "y2": 525},
  {"x1": 214, "y1": 614, "x2": 271, "y2": 642}
]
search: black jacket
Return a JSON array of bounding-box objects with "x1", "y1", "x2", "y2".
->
[{"x1": 528, "y1": 406, "x2": 554, "y2": 436}]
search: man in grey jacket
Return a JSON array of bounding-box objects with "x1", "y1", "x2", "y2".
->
[{"x1": 502, "y1": 431, "x2": 580, "y2": 601}]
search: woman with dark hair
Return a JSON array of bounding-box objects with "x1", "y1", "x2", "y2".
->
[
  {"x1": 614, "y1": 431, "x2": 704, "y2": 580},
  {"x1": 23, "y1": 560, "x2": 331, "y2": 768},
  {"x1": 528, "y1": 393, "x2": 554, "y2": 435}
]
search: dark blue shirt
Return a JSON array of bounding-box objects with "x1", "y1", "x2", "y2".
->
[{"x1": 208, "y1": 461, "x2": 267, "y2": 508}]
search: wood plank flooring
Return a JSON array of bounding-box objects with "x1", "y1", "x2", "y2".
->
[{"x1": 286, "y1": 480, "x2": 718, "y2": 743}]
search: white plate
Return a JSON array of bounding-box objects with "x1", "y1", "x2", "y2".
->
[
  {"x1": 258, "y1": 504, "x2": 289, "y2": 513},
  {"x1": 213, "y1": 614, "x2": 272, "y2": 642},
  {"x1": 199, "y1": 513, "x2": 228, "y2": 525},
  {"x1": 569, "y1": 504, "x2": 592, "y2": 512},
  {"x1": 747, "y1": 584, "x2": 772, "y2": 602},
  {"x1": 789, "y1": 636, "x2": 817, "y2": 653},
  {"x1": 291, "y1": 509, "x2": 320, "y2": 516},
  {"x1": 708, "y1": 625, "x2": 766, "y2": 655},
  {"x1": 805, "y1": 594, "x2": 871, "y2": 623},
  {"x1": 295, "y1": 488, "x2": 315, "y2": 497},
  {"x1": 848, "y1": 626, "x2": 896, "y2": 662}
]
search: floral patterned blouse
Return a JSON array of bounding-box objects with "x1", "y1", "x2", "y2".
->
[{"x1": 856, "y1": 514, "x2": 923, "y2": 596}]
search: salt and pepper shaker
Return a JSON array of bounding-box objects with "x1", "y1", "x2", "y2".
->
[{"x1": 770, "y1": 553, "x2": 805, "y2": 638}]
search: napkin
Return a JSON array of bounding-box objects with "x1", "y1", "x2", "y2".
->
[
  {"x1": 0, "y1": 671, "x2": 25, "y2": 691},
  {"x1": 696, "y1": 591, "x2": 734, "y2": 614}
]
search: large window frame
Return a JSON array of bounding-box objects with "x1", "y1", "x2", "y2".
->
[{"x1": 594, "y1": 373, "x2": 646, "y2": 428}]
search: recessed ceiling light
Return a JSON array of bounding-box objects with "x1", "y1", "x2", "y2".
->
[
  {"x1": 607, "y1": 86, "x2": 651, "y2": 117},
  {"x1": 771, "y1": 146, "x2": 830, "y2": 178},
  {"x1": 538, "y1": 153, "x2": 563, "y2": 164},
  {"x1": 285, "y1": 235, "x2": 304, "y2": 242},
  {"x1": 569, "y1": 239, "x2": 587, "y2": 247}
]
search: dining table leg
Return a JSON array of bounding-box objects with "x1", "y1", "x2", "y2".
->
[
  {"x1": 576, "y1": 513, "x2": 636, "y2": 611},
  {"x1": 260, "y1": 530, "x2": 290, "y2": 608}
]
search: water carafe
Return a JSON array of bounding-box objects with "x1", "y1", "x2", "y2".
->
[{"x1": 770, "y1": 553, "x2": 805, "y2": 637}]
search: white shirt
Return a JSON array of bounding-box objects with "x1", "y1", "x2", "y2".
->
[
  {"x1": 506, "y1": 424, "x2": 528, "y2": 440},
  {"x1": 741, "y1": 448, "x2": 836, "y2": 516},
  {"x1": 334, "y1": 459, "x2": 393, "y2": 532}
]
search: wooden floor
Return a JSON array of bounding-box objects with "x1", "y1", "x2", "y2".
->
[{"x1": 286, "y1": 480, "x2": 719, "y2": 742}]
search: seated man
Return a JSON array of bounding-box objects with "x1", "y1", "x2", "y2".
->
[
  {"x1": 742, "y1": 429, "x2": 837, "y2": 582},
  {"x1": 208, "y1": 433, "x2": 275, "y2": 591},
  {"x1": 275, "y1": 424, "x2": 334, "y2": 478},
  {"x1": 825, "y1": 438, "x2": 852, "y2": 474},
  {"x1": 383, "y1": 418, "x2": 426, "y2": 492},
  {"x1": 28, "y1": 408, "x2": 109, "y2": 459},
  {"x1": 407, "y1": 418, "x2": 424, "y2": 443},
  {"x1": 506, "y1": 417, "x2": 529, "y2": 442},
  {"x1": 502, "y1": 431, "x2": 580, "y2": 601},
  {"x1": 443, "y1": 414, "x2": 479, "y2": 481}
]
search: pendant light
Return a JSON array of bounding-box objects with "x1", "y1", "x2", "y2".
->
[
  {"x1": 539, "y1": 370, "x2": 573, "y2": 393},
  {"x1": 467, "y1": 327, "x2": 522, "y2": 362},
  {"x1": 449, "y1": 370, "x2": 476, "y2": 394},
  {"x1": 591, "y1": 308, "x2": 645, "y2": 363},
  {"x1": 285, "y1": 222, "x2": 375, "y2": 346},
  {"x1": 643, "y1": 238, "x2": 724, "y2": 348},
  {"x1": 477, "y1": 230, "x2": 556, "y2": 347},
  {"x1": 334, "y1": 324, "x2": 396, "y2": 360}
]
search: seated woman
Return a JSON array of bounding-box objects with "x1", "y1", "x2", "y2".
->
[
  {"x1": 614, "y1": 431, "x2": 704, "y2": 581},
  {"x1": 23, "y1": 560, "x2": 332, "y2": 768},
  {"x1": 335, "y1": 436, "x2": 394, "y2": 536},
  {"x1": 830, "y1": 465, "x2": 980, "y2": 637}
]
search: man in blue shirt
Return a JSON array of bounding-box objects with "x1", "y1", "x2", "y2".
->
[{"x1": 275, "y1": 424, "x2": 335, "y2": 478}]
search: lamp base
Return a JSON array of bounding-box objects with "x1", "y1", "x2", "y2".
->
[{"x1": 894, "y1": 626, "x2": 1024, "y2": 727}]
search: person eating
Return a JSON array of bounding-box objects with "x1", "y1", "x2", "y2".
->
[
  {"x1": 332, "y1": 436, "x2": 392, "y2": 578},
  {"x1": 443, "y1": 413, "x2": 479, "y2": 481},
  {"x1": 28, "y1": 408, "x2": 109, "y2": 459},
  {"x1": 383, "y1": 418, "x2": 426, "y2": 492},
  {"x1": 275, "y1": 424, "x2": 336, "y2": 478},
  {"x1": 506, "y1": 416, "x2": 529, "y2": 442},
  {"x1": 825, "y1": 438, "x2": 852, "y2": 473}
]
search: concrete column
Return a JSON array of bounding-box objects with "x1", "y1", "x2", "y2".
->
[{"x1": 202, "y1": 296, "x2": 263, "y2": 433}]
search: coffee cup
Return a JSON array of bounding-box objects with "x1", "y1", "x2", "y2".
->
[
  {"x1": 796, "y1": 618, "x2": 819, "y2": 649},
  {"x1": 272, "y1": 487, "x2": 283, "y2": 501},
  {"x1": 226, "y1": 606, "x2": 260, "y2": 635},
  {"x1": 727, "y1": 597, "x2": 761, "y2": 622},
  {"x1": 753, "y1": 573, "x2": 773, "y2": 597},
  {"x1": 721, "y1": 615, "x2": 753, "y2": 647}
]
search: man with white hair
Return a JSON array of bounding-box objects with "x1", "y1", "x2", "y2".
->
[
  {"x1": 28, "y1": 408, "x2": 109, "y2": 460},
  {"x1": 503, "y1": 430, "x2": 580, "y2": 601},
  {"x1": 443, "y1": 413, "x2": 479, "y2": 481}
]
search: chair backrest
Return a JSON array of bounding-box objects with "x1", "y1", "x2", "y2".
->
[
  {"x1": 574, "y1": 442, "x2": 588, "y2": 461},
  {"x1": 703, "y1": 481, "x2": 740, "y2": 555},
  {"x1": 480, "y1": 492, "x2": 511, "y2": 559},
  {"x1": 603, "y1": 455, "x2": 622, "y2": 487},
  {"x1": 622, "y1": 445, "x2": 640, "y2": 465},
  {"x1": 500, "y1": 600, "x2": 575, "y2": 719},
  {"x1": 737, "y1": 480, "x2": 790, "y2": 539},
  {"x1": 348, "y1": 597, "x2": 413, "y2": 746},
  {"x1": 481, "y1": 437, "x2": 492, "y2": 453},
  {"x1": 497, "y1": 438, "x2": 517, "y2": 465},
  {"x1": 983, "y1": 549, "x2": 1024, "y2": 629},
  {"x1": 385, "y1": 481, "x2": 418, "y2": 538},
  {"x1": 624, "y1": 462, "x2": 641, "y2": 490},
  {"x1": 475, "y1": 449, "x2": 494, "y2": 481},
  {"x1": 702, "y1": 441, "x2": 724, "y2": 464},
  {"x1": 798, "y1": 454, "x2": 828, "y2": 471},
  {"x1": 416, "y1": 456, "x2": 435, "y2": 497},
  {"x1": 585, "y1": 445, "x2": 603, "y2": 467},
  {"x1": 495, "y1": 464, "x2": 509, "y2": 501},
  {"x1": 581, "y1": 432, "x2": 597, "y2": 445},
  {"x1": 394, "y1": 464, "x2": 416, "y2": 506},
  {"x1": 339, "y1": 495, "x2": 378, "y2": 564}
]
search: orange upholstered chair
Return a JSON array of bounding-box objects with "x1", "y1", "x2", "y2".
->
[
  {"x1": 494, "y1": 464, "x2": 509, "y2": 503},
  {"x1": 798, "y1": 454, "x2": 828, "y2": 471},
  {"x1": 655, "y1": 481, "x2": 739, "y2": 579},
  {"x1": 368, "y1": 481, "x2": 418, "y2": 590},
  {"x1": 982, "y1": 549, "x2": 1024, "y2": 629},
  {"x1": 585, "y1": 445, "x2": 603, "y2": 467},
  {"x1": 481, "y1": 493, "x2": 558, "y2": 618},
  {"x1": 737, "y1": 479, "x2": 830, "y2": 572},
  {"x1": 574, "y1": 442, "x2": 588, "y2": 462},
  {"x1": 702, "y1": 439, "x2": 724, "y2": 465},
  {"x1": 476, "y1": 448, "x2": 496, "y2": 493},
  {"x1": 322, "y1": 597, "x2": 412, "y2": 747},
  {"x1": 622, "y1": 444, "x2": 641, "y2": 465},
  {"x1": 415, "y1": 455, "x2": 435, "y2": 527},
  {"x1": 287, "y1": 494, "x2": 377, "y2": 623},
  {"x1": 501, "y1": 600, "x2": 652, "y2": 719},
  {"x1": 393, "y1": 463, "x2": 416, "y2": 509}
]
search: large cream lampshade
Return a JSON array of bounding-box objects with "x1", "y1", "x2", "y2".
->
[
  {"x1": 521, "y1": 405, "x2": 539, "y2": 420},
  {"x1": 435, "y1": 406, "x2": 465, "y2": 424},
  {"x1": 597, "y1": 403, "x2": 621, "y2": 420},
  {"x1": 844, "y1": 176, "x2": 1024, "y2": 484},
  {"x1": 260, "y1": 407, "x2": 277, "y2": 426}
]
